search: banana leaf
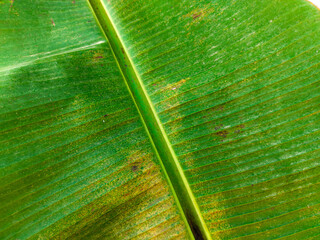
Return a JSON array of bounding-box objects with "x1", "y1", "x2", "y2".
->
[{"x1": 1, "y1": 0, "x2": 320, "y2": 239}]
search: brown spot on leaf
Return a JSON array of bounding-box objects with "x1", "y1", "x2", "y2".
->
[
  {"x1": 51, "y1": 18, "x2": 55, "y2": 27},
  {"x1": 234, "y1": 124, "x2": 245, "y2": 134},
  {"x1": 164, "y1": 78, "x2": 188, "y2": 92},
  {"x1": 93, "y1": 54, "x2": 103, "y2": 59},
  {"x1": 218, "y1": 105, "x2": 224, "y2": 111},
  {"x1": 181, "y1": 6, "x2": 214, "y2": 30},
  {"x1": 92, "y1": 52, "x2": 104, "y2": 62},
  {"x1": 192, "y1": 13, "x2": 202, "y2": 20},
  {"x1": 210, "y1": 105, "x2": 224, "y2": 113},
  {"x1": 131, "y1": 165, "x2": 138, "y2": 172},
  {"x1": 216, "y1": 130, "x2": 228, "y2": 138}
]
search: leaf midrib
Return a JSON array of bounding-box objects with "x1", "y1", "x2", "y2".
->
[{"x1": 86, "y1": 0, "x2": 212, "y2": 239}]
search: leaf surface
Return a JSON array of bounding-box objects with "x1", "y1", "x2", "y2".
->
[
  {"x1": 1, "y1": 0, "x2": 320, "y2": 239},
  {"x1": 0, "y1": 1, "x2": 190, "y2": 239}
]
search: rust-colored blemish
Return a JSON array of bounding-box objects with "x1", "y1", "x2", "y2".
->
[
  {"x1": 167, "y1": 78, "x2": 188, "y2": 91},
  {"x1": 51, "y1": 18, "x2": 55, "y2": 27},
  {"x1": 216, "y1": 130, "x2": 228, "y2": 138},
  {"x1": 192, "y1": 13, "x2": 202, "y2": 20},
  {"x1": 93, "y1": 53, "x2": 104, "y2": 59},
  {"x1": 131, "y1": 165, "x2": 139, "y2": 172},
  {"x1": 218, "y1": 105, "x2": 224, "y2": 111},
  {"x1": 211, "y1": 105, "x2": 224, "y2": 112},
  {"x1": 183, "y1": 8, "x2": 212, "y2": 22},
  {"x1": 181, "y1": 5, "x2": 214, "y2": 30},
  {"x1": 92, "y1": 51, "x2": 104, "y2": 62},
  {"x1": 234, "y1": 124, "x2": 245, "y2": 134}
]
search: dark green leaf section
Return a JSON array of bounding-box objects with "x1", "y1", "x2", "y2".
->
[
  {"x1": 103, "y1": 0, "x2": 320, "y2": 239},
  {"x1": 0, "y1": 1, "x2": 190, "y2": 239},
  {"x1": 2, "y1": 0, "x2": 320, "y2": 239}
]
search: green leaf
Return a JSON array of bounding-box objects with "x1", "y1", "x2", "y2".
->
[{"x1": 1, "y1": 0, "x2": 320, "y2": 239}]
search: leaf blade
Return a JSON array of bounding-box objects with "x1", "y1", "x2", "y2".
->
[
  {"x1": 101, "y1": 0, "x2": 320, "y2": 238},
  {"x1": 0, "y1": 1, "x2": 190, "y2": 239}
]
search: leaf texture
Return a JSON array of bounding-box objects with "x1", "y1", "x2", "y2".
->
[
  {"x1": 0, "y1": 1, "x2": 190, "y2": 239},
  {"x1": 96, "y1": 0, "x2": 320, "y2": 239},
  {"x1": 1, "y1": 0, "x2": 320, "y2": 239}
]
